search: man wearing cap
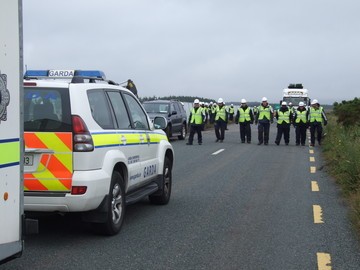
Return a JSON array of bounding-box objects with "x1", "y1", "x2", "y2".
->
[
  {"x1": 274, "y1": 101, "x2": 293, "y2": 145},
  {"x1": 308, "y1": 99, "x2": 327, "y2": 146},
  {"x1": 214, "y1": 98, "x2": 227, "y2": 142},
  {"x1": 255, "y1": 97, "x2": 274, "y2": 145},
  {"x1": 186, "y1": 99, "x2": 205, "y2": 145},
  {"x1": 293, "y1": 101, "x2": 309, "y2": 146},
  {"x1": 235, "y1": 99, "x2": 254, "y2": 143}
]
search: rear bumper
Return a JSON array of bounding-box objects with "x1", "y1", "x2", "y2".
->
[{"x1": 24, "y1": 169, "x2": 111, "y2": 212}]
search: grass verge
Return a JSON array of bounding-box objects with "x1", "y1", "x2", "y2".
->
[{"x1": 322, "y1": 114, "x2": 360, "y2": 234}]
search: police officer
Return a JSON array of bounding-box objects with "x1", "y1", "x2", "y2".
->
[
  {"x1": 229, "y1": 104, "x2": 235, "y2": 122},
  {"x1": 214, "y1": 98, "x2": 227, "y2": 142},
  {"x1": 187, "y1": 99, "x2": 205, "y2": 145},
  {"x1": 209, "y1": 101, "x2": 217, "y2": 124},
  {"x1": 255, "y1": 97, "x2": 273, "y2": 145},
  {"x1": 293, "y1": 101, "x2": 309, "y2": 146},
  {"x1": 308, "y1": 99, "x2": 327, "y2": 146},
  {"x1": 235, "y1": 99, "x2": 254, "y2": 143},
  {"x1": 274, "y1": 101, "x2": 292, "y2": 145}
]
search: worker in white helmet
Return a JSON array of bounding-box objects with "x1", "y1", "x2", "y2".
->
[
  {"x1": 255, "y1": 97, "x2": 274, "y2": 145},
  {"x1": 274, "y1": 101, "x2": 293, "y2": 145},
  {"x1": 235, "y1": 99, "x2": 254, "y2": 143},
  {"x1": 293, "y1": 101, "x2": 309, "y2": 146},
  {"x1": 228, "y1": 104, "x2": 235, "y2": 122},
  {"x1": 214, "y1": 98, "x2": 227, "y2": 142},
  {"x1": 186, "y1": 99, "x2": 205, "y2": 145},
  {"x1": 308, "y1": 99, "x2": 327, "y2": 146}
]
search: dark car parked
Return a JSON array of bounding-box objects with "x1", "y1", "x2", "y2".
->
[{"x1": 142, "y1": 99, "x2": 187, "y2": 140}]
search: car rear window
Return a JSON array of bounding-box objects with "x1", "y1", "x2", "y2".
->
[
  {"x1": 143, "y1": 102, "x2": 169, "y2": 114},
  {"x1": 24, "y1": 87, "x2": 72, "y2": 132}
]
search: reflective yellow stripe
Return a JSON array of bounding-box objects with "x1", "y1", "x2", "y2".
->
[
  {"x1": 36, "y1": 133, "x2": 72, "y2": 172},
  {"x1": 0, "y1": 140, "x2": 20, "y2": 165},
  {"x1": 149, "y1": 133, "x2": 168, "y2": 143},
  {"x1": 31, "y1": 162, "x2": 69, "y2": 191},
  {"x1": 92, "y1": 133, "x2": 120, "y2": 146}
]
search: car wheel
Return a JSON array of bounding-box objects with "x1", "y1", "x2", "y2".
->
[
  {"x1": 96, "y1": 171, "x2": 125, "y2": 235},
  {"x1": 178, "y1": 123, "x2": 187, "y2": 140},
  {"x1": 149, "y1": 157, "x2": 172, "y2": 205}
]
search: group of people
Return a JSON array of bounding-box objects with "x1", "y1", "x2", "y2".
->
[{"x1": 186, "y1": 97, "x2": 328, "y2": 147}]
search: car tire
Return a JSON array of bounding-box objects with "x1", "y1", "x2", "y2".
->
[
  {"x1": 149, "y1": 157, "x2": 172, "y2": 205},
  {"x1": 96, "y1": 171, "x2": 125, "y2": 235},
  {"x1": 178, "y1": 123, "x2": 187, "y2": 140}
]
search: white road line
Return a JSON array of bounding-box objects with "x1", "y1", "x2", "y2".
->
[{"x1": 212, "y1": 149, "x2": 225, "y2": 155}]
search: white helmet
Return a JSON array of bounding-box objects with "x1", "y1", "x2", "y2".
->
[
  {"x1": 218, "y1": 98, "x2": 224, "y2": 103},
  {"x1": 231, "y1": 104, "x2": 234, "y2": 106},
  {"x1": 200, "y1": 101, "x2": 204, "y2": 105},
  {"x1": 311, "y1": 99, "x2": 318, "y2": 105},
  {"x1": 299, "y1": 101, "x2": 305, "y2": 107},
  {"x1": 261, "y1": 97, "x2": 268, "y2": 102},
  {"x1": 194, "y1": 99, "x2": 200, "y2": 104},
  {"x1": 289, "y1": 102, "x2": 293, "y2": 106},
  {"x1": 209, "y1": 101, "x2": 213, "y2": 105},
  {"x1": 281, "y1": 101, "x2": 287, "y2": 106},
  {"x1": 241, "y1": 99, "x2": 247, "y2": 103},
  {"x1": 205, "y1": 102, "x2": 209, "y2": 106}
]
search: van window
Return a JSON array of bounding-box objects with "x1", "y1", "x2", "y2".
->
[
  {"x1": 88, "y1": 90, "x2": 115, "y2": 129},
  {"x1": 24, "y1": 88, "x2": 71, "y2": 132}
]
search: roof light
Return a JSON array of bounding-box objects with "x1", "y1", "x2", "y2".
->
[{"x1": 24, "y1": 69, "x2": 106, "y2": 80}]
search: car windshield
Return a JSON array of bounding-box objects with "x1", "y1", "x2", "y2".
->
[
  {"x1": 143, "y1": 103, "x2": 169, "y2": 114},
  {"x1": 283, "y1": 97, "x2": 309, "y2": 106}
]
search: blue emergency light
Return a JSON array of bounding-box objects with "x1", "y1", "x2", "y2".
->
[{"x1": 24, "y1": 69, "x2": 106, "y2": 80}]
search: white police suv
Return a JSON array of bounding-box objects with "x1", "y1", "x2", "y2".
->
[{"x1": 23, "y1": 70, "x2": 174, "y2": 235}]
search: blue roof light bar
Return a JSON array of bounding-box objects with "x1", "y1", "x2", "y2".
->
[{"x1": 24, "y1": 69, "x2": 106, "y2": 80}]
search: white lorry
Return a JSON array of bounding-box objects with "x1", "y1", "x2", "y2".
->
[
  {"x1": 282, "y1": 83, "x2": 311, "y2": 108},
  {"x1": 0, "y1": 0, "x2": 38, "y2": 264}
]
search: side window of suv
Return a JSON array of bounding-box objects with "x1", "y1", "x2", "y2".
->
[
  {"x1": 88, "y1": 90, "x2": 115, "y2": 129},
  {"x1": 107, "y1": 91, "x2": 131, "y2": 129},
  {"x1": 123, "y1": 93, "x2": 150, "y2": 130},
  {"x1": 170, "y1": 103, "x2": 176, "y2": 114}
]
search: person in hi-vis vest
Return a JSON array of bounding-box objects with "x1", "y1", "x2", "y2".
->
[
  {"x1": 235, "y1": 99, "x2": 254, "y2": 143},
  {"x1": 214, "y1": 98, "x2": 228, "y2": 142},
  {"x1": 274, "y1": 101, "x2": 293, "y2": 145},
  {"x1": 293, "y1": 101, "x2": 309, "y2": 146},
  {"x1": 255, "y1": 97, "x2": 274, "y2": 145},
  {"x1": 308, "y1": 99, "x2": 327, "y2": 146},
  {"x1": 186, "y1": 99, "x2": 205, "y2": 145}
]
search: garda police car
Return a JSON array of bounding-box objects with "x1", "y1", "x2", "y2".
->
[{"x1": 23, "y1": 70, "x2": 174, "y2": 235}]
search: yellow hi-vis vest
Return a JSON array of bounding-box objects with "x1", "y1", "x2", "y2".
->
[
  {"x1": 257, "y1": 106, "x2": 271, "y2": 120},
  {"x1": 215, "y1": 106, "x2": 227, "y2": 121},
  {"x1": 277, "y1": 110, "x2": 290, "y2": 124},
  {"x1": 190, "y1": 108, "x2": 203, "y2": 124},
  {"x1": 295, "y1": 110, "x2": 307, "y2": 123},
  {"x1": 211, "y1": 105, "x2": 217, "y2": 114},
  {"x1": 238, "y1": 107, "x2": 251, "y2": 123},
  {"x1": 229, "y1": 107, "x2": 235, "y2": 114},
  {"x1": 309, "y1": 107, "x2": 324, "y2": 123}
]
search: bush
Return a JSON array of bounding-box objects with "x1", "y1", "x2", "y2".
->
[
  {"x1": 323, "y1": 109, "x2": 360, "y2": 234},
  {"x1": 333, "y1": 97, "x2": 360, "y2": 127}
]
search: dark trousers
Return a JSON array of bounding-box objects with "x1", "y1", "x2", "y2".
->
[
  {"x1": 275, "y1": 124, "x2": 290, "y2": 144},
  {"x1": 258, "y1": 122, "x2": 270, "y2": 144},
  {"x1": 310, "y1": 122, "x2": 323, "y2": 145},
  {"x1": 215, "y1": 120, "x2": 226, "y2": 140},
  {"x1": 295, "y1": 124, "x2": 307, "y2": 145},
  {"x1": 239, "y1": 122, "x2": 251, "y2": 142},
  {"x1": 188, "y1": 124, "x2": 202, "y2": 144}
]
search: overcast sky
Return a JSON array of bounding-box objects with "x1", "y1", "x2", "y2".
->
[{"x1": 23, "y1": 0, "x2": 360, "y2": 104}]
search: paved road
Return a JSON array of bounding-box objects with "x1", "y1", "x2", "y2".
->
[{"x1": 3, "y1": 124, "x2": 360, "y2": 269}]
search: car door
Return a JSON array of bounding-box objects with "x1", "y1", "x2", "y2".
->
[
  {"x1": 106, "y1": 90, "x2": 143, "y2": 191},
  {"x1": 122, "y1": 93, "x2": 159, "y2": 187}
]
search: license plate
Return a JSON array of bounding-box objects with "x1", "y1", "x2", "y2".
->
[{"x1": 24, "y1": 154, "x2": 34, "y2": 166}]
